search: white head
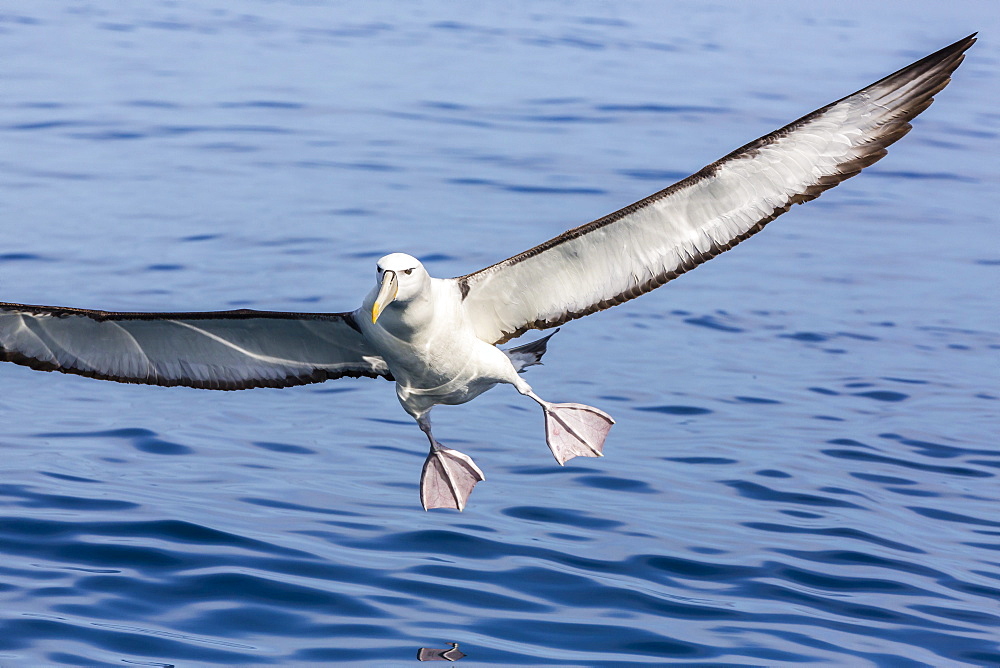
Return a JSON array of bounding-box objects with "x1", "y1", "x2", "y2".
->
[{"x1": 371, "y1": 253, "x2": 429, "y2": 324}]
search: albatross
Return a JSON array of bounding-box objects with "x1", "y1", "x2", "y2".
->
[{"x1": 0, "y1": 35, "x2": 975, "y2": 510}]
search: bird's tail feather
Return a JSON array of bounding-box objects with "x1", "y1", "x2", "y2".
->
[{"x1": 504, "y1": 328, "x2": 559, "y2": 373}]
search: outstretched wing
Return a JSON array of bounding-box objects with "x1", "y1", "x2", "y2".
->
[
  {"x1": 457, "y1": 35, "x2": 975, "y2": 345},
  {"x1": 0, "y1": 302, "x2": 391, "y2": 389}
]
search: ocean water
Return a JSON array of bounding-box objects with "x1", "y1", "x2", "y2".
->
[{"x1": 1, "y1": 2, "x2": 999, "y2": 665}]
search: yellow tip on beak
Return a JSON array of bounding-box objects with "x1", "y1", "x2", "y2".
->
[{"x1": 371, "y1": 270, "x2": 398, "y2": 324}]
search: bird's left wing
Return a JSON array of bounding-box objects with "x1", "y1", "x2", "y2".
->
[
  {"x1": 456, "y1": 35, "x2": 975, "y2": 345},
  {"x1": 0, "y1": 302, "x2": 391, "y2": 389}
]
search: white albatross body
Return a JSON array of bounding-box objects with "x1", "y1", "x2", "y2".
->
[
  {"x1": 357, "y1": 253, "x2": 613, "y2": 509},
  {"x1": 0, "y1": 35, "x2": 975, "y2": 510},
  {"x1": 358, "y1": 257, "x2": 511, "y2": 415}
]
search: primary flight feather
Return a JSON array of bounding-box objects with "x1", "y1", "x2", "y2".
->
[{"x1": 0, "y1": 35, "x2": 975, "y2": 510}]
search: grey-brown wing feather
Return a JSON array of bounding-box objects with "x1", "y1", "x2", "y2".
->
[
  {"x1": 456, "y1": 35, "x2": 975, "y2": 345},
  {"x1": 0, "y1": 302, "x2": 391, "y2": 389}
]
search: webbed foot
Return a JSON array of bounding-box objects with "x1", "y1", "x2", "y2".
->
[
  {"x1": 420, "y1": 445, "x2": 486, "y2": 511},
  {"x1": 541, "y1": 402, "x2": 614, "y2": 465}
]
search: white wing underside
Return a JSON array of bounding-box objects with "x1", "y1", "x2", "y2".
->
[
  {"x1": 457, "y1": 35, "x2": 975, "y2": 345},
  {"x1": 0, "y1": 304, "x2": 390, "y2": 389}
]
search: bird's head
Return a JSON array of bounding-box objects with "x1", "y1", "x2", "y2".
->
[{"x1": 371, "y1": 253, "x2": 429, "y2": 324}]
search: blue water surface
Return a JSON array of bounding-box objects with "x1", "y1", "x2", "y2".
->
[{"x1": 2, "y1": 2, "x2": 999, "y2": 665}]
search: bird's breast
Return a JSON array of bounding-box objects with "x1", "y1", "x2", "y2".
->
[{"x1": 358, "y1": 279, "x2": 520, "y2": 410}]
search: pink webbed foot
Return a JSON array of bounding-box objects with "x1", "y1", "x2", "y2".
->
[
  {"x1": 542, "y1": 402, "x2": 615, "y2": 465},
  {"x1": 420, "y1": 445, "x2": 486, "y2": 511}
]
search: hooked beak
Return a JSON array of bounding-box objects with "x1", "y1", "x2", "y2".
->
[{"x1": 372, "y1": 270, "x2": 398, "y2": 324}]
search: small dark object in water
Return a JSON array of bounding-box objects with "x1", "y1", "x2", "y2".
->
[{"x1": 417, "y1": 642, "x2": 466, "y2": 661}]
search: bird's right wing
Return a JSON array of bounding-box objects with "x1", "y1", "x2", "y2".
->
[
  {"x1": 0, "y1": 302, "x2": 392, "y2": 389},
  {"x1": 456, "y1": 35, "x2": 976, "y2": 345}
]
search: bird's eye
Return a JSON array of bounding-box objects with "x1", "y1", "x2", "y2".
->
[
  {"x1": 403, "y1": 268, "x2": 414, "y2": 275},
  {"x1": 377, "y1": 268, "x2": 384, "y2": 274}
]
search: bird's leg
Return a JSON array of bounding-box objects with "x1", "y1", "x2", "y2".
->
[
  {"x1": 518, "y1": 383, "x2": 615, "y2": 465},
  {"x1": 417, "y1": 414, "x2": 485, "y2": 511}
]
